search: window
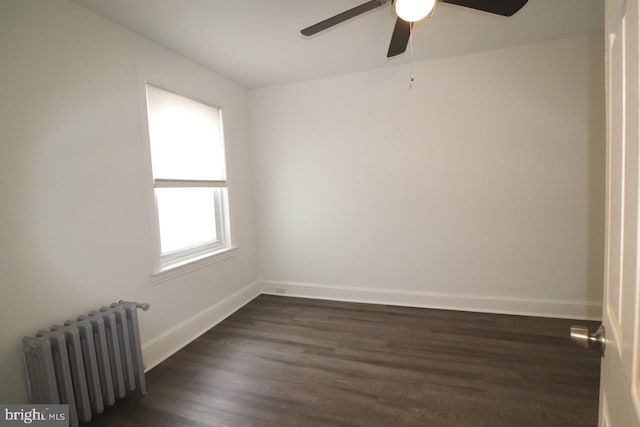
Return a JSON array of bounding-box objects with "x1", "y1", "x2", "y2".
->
[{"x1": 145, "y1": 83, "x2": 231, "y2": 274}]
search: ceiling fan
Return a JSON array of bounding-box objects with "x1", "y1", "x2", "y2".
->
[{"x1": 301, "y1": 0, "x2": 529, "y2": 58}]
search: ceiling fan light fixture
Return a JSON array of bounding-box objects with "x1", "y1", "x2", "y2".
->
[{"x1": 394, "y1": 0, "x2": 437, "y2": 22}]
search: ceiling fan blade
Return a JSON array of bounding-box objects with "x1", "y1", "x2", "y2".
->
[
  {"x1": 440, "y1": 0, "x2": 528, "y2": 17},
  {"x1": 301, "y1": 0, "x2": 387, "y2": 36},
  {"x1": 387, "y1": 18, "x2": 411, "y2": 58}
]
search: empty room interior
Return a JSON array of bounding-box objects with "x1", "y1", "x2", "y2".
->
[{"x1": 3, "y1": 0, "x2": 636, "y2": 426}]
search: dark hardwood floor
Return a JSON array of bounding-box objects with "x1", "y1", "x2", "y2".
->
[{"x1": 86, "y1": 295, "x2": 601, "y2": 427}]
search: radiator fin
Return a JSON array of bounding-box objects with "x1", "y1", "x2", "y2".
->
[
  {"x1": 95, "y1": 310, "x2": 126, "y2": 398},
  {"x1": 80, "y1": 314, "x2": 116, "y2": 406},
  {"x1": 110, "y1": 307, "x2": 136, "y2": 392},
  {"x1": 47, "y1": 331, "x2": 78, "y2": 427}
]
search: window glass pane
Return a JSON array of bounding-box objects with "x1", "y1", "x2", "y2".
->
[
  {"x1": 146, "y1": 84, "x2": 226, "y2": 181},
  {"x1": 156, "y1": 187, "x2": 217, "y2": 254}
]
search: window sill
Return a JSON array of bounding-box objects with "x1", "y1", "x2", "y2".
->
[{"x1": 151, "y1": 246, "x2": 238, "y2": 285}]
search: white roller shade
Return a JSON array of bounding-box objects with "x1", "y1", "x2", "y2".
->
[{"x1": 146, "y1": 84, "x2": 226, "y2": 181}]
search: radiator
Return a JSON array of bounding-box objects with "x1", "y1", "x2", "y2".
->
[{"x1": 22, "y1": 301, "x2": 150, "y2": 427}]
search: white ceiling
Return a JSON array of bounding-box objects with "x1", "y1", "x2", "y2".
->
[{"x1": 73, "y1": 0, "x2": 603, "y2": 89}]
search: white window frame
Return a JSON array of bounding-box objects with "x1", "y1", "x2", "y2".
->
[
  {"x1": 154, "y1": 179, "x2": 228, "y2": 268},
  {"x1": 139, "y1": 78, "x2": 236, "y2": 284}
]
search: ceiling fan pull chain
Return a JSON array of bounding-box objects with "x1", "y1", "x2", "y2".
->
[{"x1": 409, "y1": 22, "x2": 415, "y2": 90}]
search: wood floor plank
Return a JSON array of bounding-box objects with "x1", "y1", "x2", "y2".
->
[{"x1": 86, "y1": 295, "x2": 600, "y2": 427}]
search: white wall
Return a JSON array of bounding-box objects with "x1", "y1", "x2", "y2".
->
[
  {"x1": 0, "y1": 0, "x2": 258, "y2": 403},
  {"x1": 251, "y1": 34, "x2": 605, "y2": 319}
]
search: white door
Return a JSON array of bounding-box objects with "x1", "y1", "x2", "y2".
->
[{"x1": 598, "y1": 0, "x2": 640, "y2": 425}]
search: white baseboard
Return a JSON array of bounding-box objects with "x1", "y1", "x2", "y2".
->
[
  {"x1": 259, "y1": 280, "x2": 602, "y2": 321},
  {"x1": 140, "y1": 279, "x2": 600, "y2": 372},
  {"x1": 141, "y1": 281, "x2": 260, "y2": 372}
]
